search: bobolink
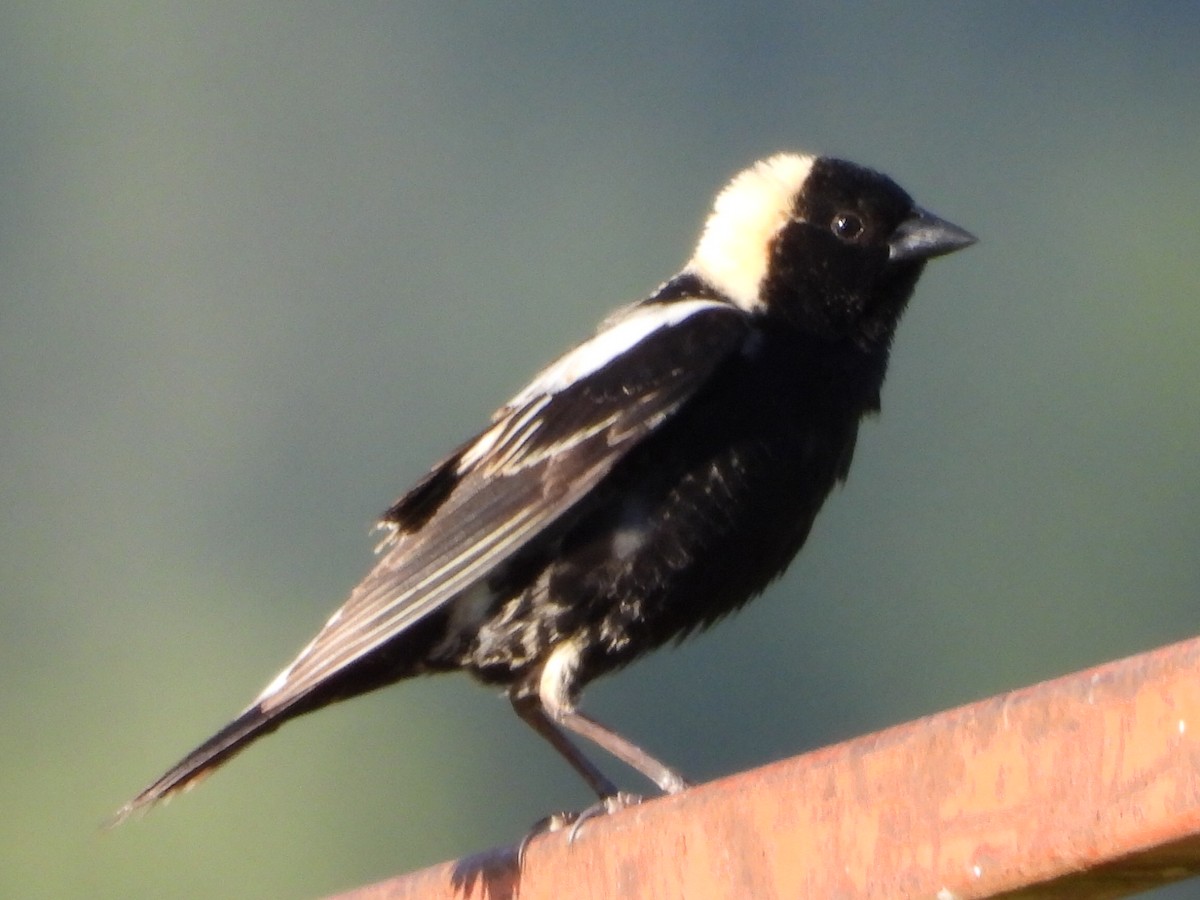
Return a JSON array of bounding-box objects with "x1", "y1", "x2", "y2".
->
[{"x1": 116, "y1": 152, "x2": 974, "y2": 823}]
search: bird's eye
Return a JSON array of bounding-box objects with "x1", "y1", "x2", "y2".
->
[{"x1": 831, "y1": 213, "x2": 864, "y2": 243}]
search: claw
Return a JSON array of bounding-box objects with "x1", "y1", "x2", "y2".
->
[
  {"x1": 518, "y1": 810, "x2": 574, "y2": 868},
  {"x1": 518, "y1": 792, "x2": 645, "y2": 866},
  {"x1": 567, "y1": 792, "x2": 644, "y2": 844}
]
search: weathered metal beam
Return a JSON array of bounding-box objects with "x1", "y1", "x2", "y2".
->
[{"x1": 330, "y1": 635, "x2": 1200, "y2": 899}]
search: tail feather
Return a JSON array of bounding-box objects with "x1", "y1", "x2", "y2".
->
[{"x1": 109, "y1": 702, "x2": 290, "y2": 826}]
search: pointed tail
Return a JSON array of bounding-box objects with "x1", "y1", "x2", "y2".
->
[{"x1": 108, "y1": 701, "x2": 292, "y2": 826}]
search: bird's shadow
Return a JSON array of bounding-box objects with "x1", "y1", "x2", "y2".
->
[{"x1": 449, "y1": 844, "x2": 521, "y2": 900}]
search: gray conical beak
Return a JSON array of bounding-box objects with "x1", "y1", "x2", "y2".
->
[{"x1": 889, "y1": 208, "x2": 977, "y2": 262}]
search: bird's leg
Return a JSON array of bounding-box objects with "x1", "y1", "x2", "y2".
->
[
  {"x1": 514, "y1": 663, "x2": 693, "y2": 796},
  {"x1": 551, "y1": 705, "x2": 692, "y2": 796},
  {"x1": 512, "y1": 694, "x2": 631, "y2": 859},
  {"x1": 512, "y1": 647, "x2": 695, "y2": 849},
  {"x1": 516, "y1": 642, "x2": 694, "y2": 796},
  {"x1": 512, "y1": 693, "x2": 661, "y2": 852},
  {"x1": 510, "y1": 694, "x2": 619, "y2": 800}
]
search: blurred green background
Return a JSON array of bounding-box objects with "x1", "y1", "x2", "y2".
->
[{"x1": 3, "y1": 3, "x2": 1198, "y2": 898}]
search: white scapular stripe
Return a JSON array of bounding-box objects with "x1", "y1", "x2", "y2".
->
[
  {"x1": 509, "y1": 298, "x2": 732, "y2": 405},
  {"x1": 457, "y1": 297, "x2": 733, "y2": 473}
]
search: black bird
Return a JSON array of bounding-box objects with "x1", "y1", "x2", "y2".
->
[{"x1": 115, "y1": 152, "x2": 974, "y2": 823}]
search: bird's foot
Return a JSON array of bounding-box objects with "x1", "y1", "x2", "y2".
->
[
  {"x1": 565, "y1": 791, "x2": 644, "y2": 843},
  {"x1": 518, "y1": 792, "x2": 644, "y2": 866}
]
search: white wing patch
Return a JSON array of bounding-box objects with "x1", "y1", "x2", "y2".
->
[
  {"x1": 457, "y1": 298, "x2": 732, "y2": 475},
  {"x1": 506, "y1": 299, "x2": 732, "y2": 407}
]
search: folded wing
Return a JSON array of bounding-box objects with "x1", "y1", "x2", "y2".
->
[{"x1": 256, "y1": 298, "x2": 752, "y2": 713}]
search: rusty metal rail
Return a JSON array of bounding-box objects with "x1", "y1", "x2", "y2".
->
[{"x1": 331, "y1": 636, "x2": 1200, "y2": 899}]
